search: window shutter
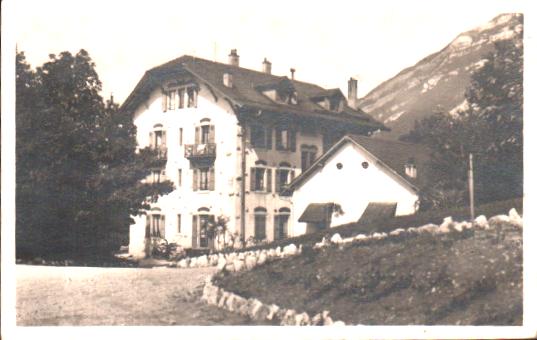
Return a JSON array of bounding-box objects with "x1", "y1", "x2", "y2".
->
[
  {"x1": 275, "y1": 170, "x2": 281, "y2": 193},
  {"x1": 209, "y1": 125, "x2": 215, "y2": 144},
  {"x1": 250, "y1": 168, "x2": 255, "y2": 191},
  {"x1": 290, "y1": 170, "x2": 295, "y2": 182},
  {"x1": 193, "y1": 169, "x2": 198, "y2": 191},
  {"x1": 266, "y1": 168, "x2": 272, "y2": 193},
  {"x1": 162, "y1": 91, "x2": 167, "y2": 112},
  {"x1": 149, "y1": 132, "x2": 155, "y2": 148},
  {"x1": 179, "y1": 89, "x2": 184, "y2": 108},
  {"x1": 159, "y1": 215, "x2": 166, "y2": 238},
  {"x1": 209, "y1": 167, "x2": 215, "y2": 191},
  {"x1": 266, "y1": 128, "x2": 272, "y2": 149},
  {"x1": 161, "y1": 130, "x2": 167, "y2": 147},
  {"x1": 145, "y1": 215, "x2": 151, "y2": 238},
  {"x1": 192, "y1": 215, "x2": 198, "y2": 248},
  {"x1": 195, "y1": 127, "x2": 200, "y2": 144},
  {"x1": 275, "y1": 128, "x2": 282, "y2": 150},
  {"x1": 290, "y1": 130, "x2": 296, "y2": 152},
  {"x1": 169, "y1": 92, "x2": 175, "y2": 110},
  {"x1": 193, "y1": 89, "x2": 198, "y2": 107},
  {"x1": 179, "y1": 128, "x2": 183, "y2": 145},
  {"x1": 177, "y1": 214, "x2": 181, "y2": 233},
  {"x1": 274, "y1": 215, "x2": 279, "y2": 240}
]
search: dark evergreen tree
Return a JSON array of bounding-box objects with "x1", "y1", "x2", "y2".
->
[
  {"x1": 16, "y1": 50, "x2": 174, "y2": 260},
  {"x1": 401, "y1": 34, "x2": 523, "y2": 209}
]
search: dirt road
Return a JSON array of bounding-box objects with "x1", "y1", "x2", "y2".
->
[{"x1": 16, "y1": 265, "x2": 253, "y2": 325}]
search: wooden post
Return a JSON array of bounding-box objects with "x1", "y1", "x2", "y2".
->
[
  {"x1": 240, "y1": 125, "x2": 246, "y2": 242},
  {"x1": 468, "y1": 153, "x2": 475, "y2": 220}
]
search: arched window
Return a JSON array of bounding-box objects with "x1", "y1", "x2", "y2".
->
[
  {"x1": 146, "y1": 210, "x2": 165, "y2": 239},
  {"x1": 149, "y1": 125, "x2": 167, "y2": 149},
  {"x1": 192, "y1": 209, "x2": 214, "y2": 248},
  {"x1": 195, "y1": 119, "x2": 215, "y2": 145},
  {"x1": 254, "y1": 207, "x2": 267, "y2": 240},
  {"x1": 274, "y1": 207, "x2": 290, "y2": 240},
  {"x1": 276, "y1": 162, "x2": 295, "y2": 194}
]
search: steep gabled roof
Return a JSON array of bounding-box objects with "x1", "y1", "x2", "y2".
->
[
  {"x1": 286, "y1": 134, "x2": 431, "y2": 193},
  {"x1": 121, "y1": 55, "x2": 386, "y2": 131}
]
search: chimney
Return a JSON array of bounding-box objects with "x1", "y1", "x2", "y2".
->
[
  {"x1": 228, "y1": 49, "x2": 239, "y2": 66},
  {"x1": 262, "y1": 58, "x2": 272, "y2": 74},
  {"x1": 348, "y1": 77, "x2": 358, "y2": 109},
  {"x1": 290, "y1": 68, "x2": 296, "y2": 80},
  {"x1": 223, "y1": 73, "x2": 233, "y2": 88}
]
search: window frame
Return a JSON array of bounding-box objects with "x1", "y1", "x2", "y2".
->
[
  {"x1": 254, "y1": 207, "x2": 267, "y2": 240},
  {"x1": 275, "y1": 127, "x2": 296, "y2": 152}
]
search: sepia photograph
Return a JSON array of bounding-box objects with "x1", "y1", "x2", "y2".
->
[{"x1": 1, "y1": 0, "x2": 536, "y2": 339}]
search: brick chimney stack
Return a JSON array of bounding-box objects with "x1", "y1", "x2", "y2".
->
[
  {"x1": 348, "y1": 77, "x2": 358, "y2": 109},
  {"x1": 262, "y1": 58, "x2": 272, "y2": 74},
  {"x1": 228, "y1": 49, "x2": 239, "y2": 67}
]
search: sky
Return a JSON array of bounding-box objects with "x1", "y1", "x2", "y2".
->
[{"x1": 13, "y1": 0, "x2": 529, "y2": 104}]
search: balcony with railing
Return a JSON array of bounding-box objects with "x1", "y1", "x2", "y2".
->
[
  {"x1": 150, "y1": 146, "x2": 168, "y2": 167},
  {"x1": 184, "y1": 143, "x2": 217, "y2": 160}
]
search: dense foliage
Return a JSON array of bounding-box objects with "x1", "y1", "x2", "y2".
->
[
  {"x1": 401, "y1": 35, "x2": 523, "y2": 208},
  {"x1": 16, "y1": 50, "x2": 174, "y2": 260}
]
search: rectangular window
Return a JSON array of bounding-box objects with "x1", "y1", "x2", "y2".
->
[
  {"x1": 201, "y1": 125, "x2": 210, "y2": 144},
  {"x1": 254, "y1": 168, "x2": 265, "y2": 191},
  {"x1": 254, "y1": 214, "x2": 266, "y2": 240},
  {"x1": 150, "y1": 169, "x2": 165, "y2": 183},
  {"x1": 167, "y1": 90, "x2": 176, "y2": 110},
  {"x1": 178, "y1": 169, "x2": 182, "y2": 187},
  {"x1": 187, "y1": 88, "x2": 198, "y2": 108},
  {"x1": 200, "y1": 168, "x2": 209, "y2": 191},
  {"x1": 251, "y1": 125, "x2": 272, "y2": 149},
  {"x1": 250, "y1": 167, "x2": 272, "y2": 192},
  {"x1": 195, "y1": 167, "x2": 215, "y2": 191},
  {"x1": 151, "y1": 214, "x2": 165, "y2": 238},
  {"x1": 301, "y1": 146, "x2": 318, "y2": 172},
  {"x1": 276, "y1": 128, "x2": 296, "y2": 151},
  {"x1": 177, "y1": 214, "x2": 181, "y2": 233},
  {"x1": 178, "y1": 89, "x2": 185, "y2": 109}
]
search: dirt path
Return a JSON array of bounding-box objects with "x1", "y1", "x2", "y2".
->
[{"x1": 16, "y1": 265, "x2": 253, "y2": 325}]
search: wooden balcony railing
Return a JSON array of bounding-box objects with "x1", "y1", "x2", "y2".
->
[{"x1": 184, "y1": 143, "x2": 217, "y2": 160}]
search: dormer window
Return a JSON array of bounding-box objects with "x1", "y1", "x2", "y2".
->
[
  {"x1": 310, "y1": 89, "x2": 345, "y2": 112},
  {"x1": 257, "y1": 78, "x2": 298, "y2": 105},
  {"x1": 405, "y1": 159, "x2": 417, "y2": 178}
]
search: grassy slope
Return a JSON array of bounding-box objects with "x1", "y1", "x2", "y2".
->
[{"x1": 215, "y1": 225, "x2": 522, "y2": 325}]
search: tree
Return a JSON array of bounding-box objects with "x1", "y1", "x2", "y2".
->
[
  {"x1": 16, "y1": 50, "x2": 174, "y2": 260},
  {"x1": 401, "y1": 36, "x2": 523, "y2": 209}
]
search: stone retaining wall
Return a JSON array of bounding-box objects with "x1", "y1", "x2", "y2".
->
[{"x1": 196, "y1": 209, "x2": 522, "y2": 325}]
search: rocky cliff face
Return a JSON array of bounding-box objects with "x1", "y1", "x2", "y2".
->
[{"x1": 358, "y1": 13, "x2": 523, "y2": 140}]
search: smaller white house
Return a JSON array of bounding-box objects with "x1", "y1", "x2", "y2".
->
[{"x1": 285, "y1": 134, "x2": 430, "y2": 236}]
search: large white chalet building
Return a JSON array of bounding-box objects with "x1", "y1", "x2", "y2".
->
[{"x1": 122, "y1": 50, "x2": 387, "y2": 257}]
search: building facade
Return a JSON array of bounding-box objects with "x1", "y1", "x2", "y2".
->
[
  {"x1": 122, "y1": 50, "x2": 385, "y2": 257},
  {"x1": 286, "y1": 135, "x2": 430, "y2": 235}
]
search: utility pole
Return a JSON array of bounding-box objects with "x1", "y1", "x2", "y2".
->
[
  {"x1": 240, "y1": 125, "x2": 246, "y2": 242},
  {"x1": 468, "y1": 153, "x2": 475, "y2": 220}
]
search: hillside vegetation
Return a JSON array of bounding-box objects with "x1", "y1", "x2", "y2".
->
[
  {"x1": 215, "y1": 208, "x2": 522, "y2": 325},
  {"x1": 357, "y1": 13, "x2": 522, "y2": 140}
]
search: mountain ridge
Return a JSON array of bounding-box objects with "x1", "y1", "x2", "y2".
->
[{"x1": 358, "y1": 13, "x2": 523, "y2": 140}]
